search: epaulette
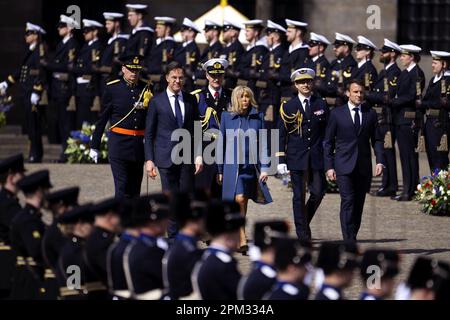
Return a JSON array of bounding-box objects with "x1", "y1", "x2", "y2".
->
[
  {"x1": 107, "y1": 79, "x2": 120, "y2": 86},
  {"x1": 140, "y1": 78, "x2": 150, "y2": 85}
]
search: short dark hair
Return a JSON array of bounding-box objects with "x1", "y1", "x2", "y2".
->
[
  {"x1": 346, "y1": 79, "x2": 365, "y2": 91},
  {"x1": 166, "y1": 61, "x2": 183, "y2": 75}
]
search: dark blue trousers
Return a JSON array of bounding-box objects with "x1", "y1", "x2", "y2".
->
[
  {"x1": 377, "y1": 124, "x2": 398, "y2": 191},
  {"x1": 109, "y1": 157, "x2": 144, "y2": 199}
]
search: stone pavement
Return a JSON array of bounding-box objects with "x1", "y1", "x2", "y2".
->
[{"x1": 21, "y1": 151, "x2": 450, "y2": 299}]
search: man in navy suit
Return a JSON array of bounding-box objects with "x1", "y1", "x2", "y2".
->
[
  {"x1": 144, "y1": 61, "x2": 203, "y2": 238},
  {"x1": 277, "y1": 68, "x2": 329, "y2": 240},
  {"x1": 323, "y1": 79, "x2": 384, "y2": 241}
]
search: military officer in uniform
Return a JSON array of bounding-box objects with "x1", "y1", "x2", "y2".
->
[
  {"x1": 42, "y1": 187, "x2": 79, "y2": 300},
  {"x1": 390, "y1": 45, "x2": 425, "y2": 201},
  {"x1": 277, "y1": 68, "x2": 329, "y2": 240},
  {"x1": 194, "y1": 20, "x2": 222, "y2": 87},
  {"x1": 125, "y1": 194, "x2": 170, "y2": 300},
  {"x1": 173, "y1": 18, "x2": 201, "y2": 93},
  {"x1": 351, "y1": 36, "x2": 378, "y2": 90},
  {"x1": 238, "y1": 220, "x2": 289, "y2": 300},
  {"x1": 322, "y1": 33, "x2": 357, "y2": 108},
  {"x1": 10, "y1": 170, "x2": 53, "y2": 299},
  {"x1": 237, "y1": 20, "x2": 269, "y2": 92},
  {"x1": 365, "y1": 39, "x2": 402, "y2": 197},
  {"x1": 162, "y1": 192, "x2": 207, "y2": 300},
  {"x1": 279, "y1": 19, "x2": 310, "y2": 104},
  {"x1": 73, "y1": 19, "x2": 104, "y2": 128},
  {"x1": 42, "y1": 15, "x2": 79, "y2": 162},
  {"x1": 422, "y1": 51, "x2": 450, "y2": 172},
  {"x1": 84, "y1": 197, "x2": 121, "y2": 300},
  {"x1": 359, "y1": 249, "x2": 400, "y2": 300},
  {"x1": 307, "y1": 32, "x2": 331, "y2": 98},
  {"x1": 264, "y1": 237, "x2": 312, "y2": 300},
  {"x1": 124, "y1": 4, "x2": 153, "y2": 58},
  {"x1": 192, "y1": 58, "x2": 230, "y2": 198},
  {"x1": 56, "y1": 204, "x2": 94, "y2": 300},
  {"x1": 99, "y1": 12, "x2": 129, "y2": 93},
  {"x1": 0, "y1": 154, "x2": 25, "y2": 299},
  {"x1": 221, "y1": 20, "x2": 245, "y2": 91},
  {"x1": 146, "y1": 16, "x2": 178, "y2": 93},
  {"x1": 192, "y1": 200, "x2": 245, "y2": 300},
  {"x1": 0, "y1": 23, "x2": 47, "y2": 163},
  {"x1": 315, "y1": 241, "x2": 359, "y2": 300},
  {"x1": 90, "y1": 54, "x2": 152, "y2": 199}
]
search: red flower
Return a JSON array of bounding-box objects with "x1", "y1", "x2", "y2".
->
[{"x1": 431, "y1": 199, "x2": 437, "y2": 206}]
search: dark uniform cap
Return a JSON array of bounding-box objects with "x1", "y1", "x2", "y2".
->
[
  {"x1": 205, "y1": 200, "x2": 245, "y2": 236},
  {"x1": 0, "y1": 153, "x2": 26, "y2": 175},
  {"x1": 253, "y1": 219, "x2": 289, "y2": 249},
  {"x1": 317, "y1": 241, "x2": 359, "y2": 275},
  {"x1": 46, "y1": 187, "x2": 80, "y2": 207},
  {"x1": 407, "y1": 257, "x2": 450, "y2": 292},
  {"x1": 90, "y1": 197, "x2": 121, "y2": 216},
  {"x1": 131, "y1": 193, "x2": 170, "y2": 227},
  {"x1": 274, "y1": 237, "x2": 312, "y2": 270},
  {"x1": 204, "y1": 19, "x2": 222, "y2": 31},
  {"x1": 170, "y1": 190, "x2": 208, "y2": 224},
  {"x1": 119, "y1": 54, "x2": 144, "y2": 70},
  {"x1": 360, "y1": 249, "x2": 400, "y2": 281},
  {"x1": 202, "y1": 58, "x2": 229, "y2": 75},
  {"x1": 17, "y1": 170, "x2": 52, "y2": 194},
  {"x1": 58, "y1": 203, "x2": 94, "y2": 224}
]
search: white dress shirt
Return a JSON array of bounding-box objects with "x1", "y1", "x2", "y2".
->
[
  {"x1": 348, "y1": 101, "x2": 362, "y2": 125},
  {"x1": 166, "y1": 88, "x2": 185, "y2": 123},
  {"x1": 298, "y1": 93, "x2": 311, "y2": 113},
  {"x1": 208, "y1": 85, "x2": 222, "y2": 99}
]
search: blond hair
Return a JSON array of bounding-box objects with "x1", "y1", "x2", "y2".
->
[{"x1": 230, "y1": 85, "x2": 258, "y2": 115}]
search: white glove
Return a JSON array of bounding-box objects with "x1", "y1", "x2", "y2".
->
[
  {"x1": 89, "y1": 149, "x2": 99, "y2": 163},
  {"x1": 277, "y1": 163, "x2": 288, "y2": 175},
  {"x1": 30, "y1": 93, "x2": 40, "y2": 105},
  {"x1": 0, "y1": 81, "x2": 8, "y2": 95}
]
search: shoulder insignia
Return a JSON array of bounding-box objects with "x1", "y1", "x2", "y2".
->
[
  {"x1": 282, "y1": 284, "x2": 299, "y2": 296},
  {"x1": 140, "y1": 78, "x2": 150, "y2": 85},
  {"x1": 215, "y1": 251, "x2": 232, "y2": 263},
  {"x1": 157, "y1": 238, "x2": 168, "y2": 251},
  {"x1": 343, "y1": 70, "x2": 352, "y2": 78},
  {"x1": 32, "y1": 230, "x2": 41, "y2": 239},
  {"x1": 323, "y1": 288, "x2": 340, "y2": 300},
  {"x1": 107, "y1": 79, "x2": 120, "y2": 85},
  {"x1": 190, "y1": 89, "x2": 202, "y2": 95},
  {"x1": 260, "y1": 265, "x2": 277, "y2": 278}
]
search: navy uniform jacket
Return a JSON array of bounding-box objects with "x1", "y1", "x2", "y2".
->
[
  {"x1": 258, "y1": 44, "x2": 286, "y2": 105},
  {"x1": 193, "y1": 87, "x2": 230, "y2": 132},
  {"x1": 322, "y1": 55, "x2": 357, "y2": 101},
  {"x1": 195, "y1": 41, "x2": 223, "y2": 80},
  {"x1": 162, "y1": 233, "x2": 203, "y2": 299},
  {"x1": 126, "y1": 234, "x2": 167, "y2": 299},
  {"x1": 238, "y1": 261, "x2": 277, "y2": 300},
  {"x1": 72, "y1": 39, "x2": 103, "y2": 96},
  {"x1": 365, "y1": 63, "x2": 401, "y2": 108},
  {"x1": 278, "y1": 95, "x2": 329, "y2": 171},
  {"x1": 307, "y1": 55, "x2": 330, "y2": 98},
  {"x1": 147, "y1": 38, "x2": 178, "y2": 75},
  {"x1": 6, "y1": 42, "x2": 47, "y2": 95},
  {"x1": 144, "y1": 91, "x2": 199, "y2": 168},
  {"x1": 107, "y1": 232, "x2": 137, "y2": 298},
  {"x1": 174, "y1": 41, "x2": 200, "y2": 75},
  {"x1": 45, "y1": 36, "x2": 79, "y2": 98},
  {"x1": 57, "y1": 236, "x2": 87, "y2": 298},
  {"x1": 323, "y1": 104, "x2": 384, "y2": 178},
  {"x1": 84, "y1": 226, "x2": 116, "y2": 292},
  {"x1": 350, "y1": 60, "x2": 378, "y2": 90},
  {"x1": 279, "y1": 45, "x2": 311, "y2": 97},
  {"x1": 391, "y1": 64, "x2": 425, "y2": 126},
  {"x1": 0, "y1": 189, "x2": 21, "y2": 245},
  {"x1": 221, "y1": 39, "x2": 245, "y2": 89},
  {"x1": 422, "y1": 76, "x2": 447, "y2": 111},
  {"x1": 100, "y1": 34, "x2": 128, "y2": 79},
  {"x1": 315, "y1": 284, "x2": 343, "y2": 300},
  {"x1": 265, "y1": 281, "x2": 310, "y2": 300},
  {"x1": 124, "y1": 25, "x2": 153, "y2": 58},
  {"x1": 238, "y1": 42, "x2": 269, "y2": 89},
  {"x1": 42, "y1": 222, "x2": 67, "y2": 271},
  {"x1": 91, "y1": 78, "x2": 150, "y2": 161},
  {"x1": 194, "y1": 247, "x2": 241, "y2": 300}
]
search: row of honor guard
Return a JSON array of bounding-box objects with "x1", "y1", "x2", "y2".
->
[{"x1": 1, "y1": 154, "x2": 449, "y2": 300}]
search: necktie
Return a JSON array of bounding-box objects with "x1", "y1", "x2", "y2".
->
[
  {"x1": 214, "y1": 91, "x2": 220, "y2": 100},
  {"x1": 353, "y1": 107, "x2": 360, "y2": 134},
  {"x1": 304, "y1": 99, "x2": 310, "y2": 117},
  {"x1": 174, "y1": 94, "x2": 183, "y2": 128}
]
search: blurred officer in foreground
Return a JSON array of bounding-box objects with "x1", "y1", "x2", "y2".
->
[
  {"x1": 84, "y1": 198, "x2": 121, "y2": 300},
  {"x1": 315, "y1": 241, "x2": 359, "y2": 300},
  {"x1": 10, "y1": 170, "x2": 53, "y2": 299},
  {"x1": 56, "y1": 204, "x2": 94, "y2": 300},
  {"x1": 162, "y1": 191, "x2": 207, "y2": 300},
  {"x1": 264, "y1": 237, "x2": 313, "y2": 300},
  {"x1": 0, "y1": 23, "x2": 47, "y2": 163},
  {"x1": 359, "y1": 249, "x2": 400, "y2": 300},
  {"x1": 0, "y1": 154, "x2": 25, "y2": 299},
  {"x1": 90, "y1": 54, "x2": 152, "y2": 199},
  {"x1": 125, "y1": 194, "x2": 170, "y2": 300},
  {"x1": 238, "y1": 220, "x2": 289, "y2": 300},
  {"x1": 42, "y1": 187, "x2": 79, "y2": 299},
  {"x1": 192, "y1": 200, "x2": 245, "y2": 300}
]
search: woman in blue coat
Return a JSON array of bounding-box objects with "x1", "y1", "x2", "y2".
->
[{"x1": 217, "y1": 86, "x2": 273, "y2": 254}]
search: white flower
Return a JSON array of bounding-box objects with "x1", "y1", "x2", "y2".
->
[
  {"x1": 417, "y1": 184, "x2": 422, "y2": 191},
  {"x1": 439, "y1": 186, "x2": 444, "y2": 192},
  {"x1": 447, "y1": 191, "x2": 450, "y2": 195},
  {"x1": 80, "y1": 144, "x2": 85, "y2": 150},
  {"x1": 432, "y1": 188, "x2": 436, "y2": 194}
]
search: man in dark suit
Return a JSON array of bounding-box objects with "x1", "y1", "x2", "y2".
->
[
  {"x1": 144, "y1": 61, "x2": 203, "y2": 238},
  {"x1": 277, "y1": 68, "x2": 329, "y2": 240},
  {"x1": 323, "y1": 79, "x2": 384, "y2": 241}
]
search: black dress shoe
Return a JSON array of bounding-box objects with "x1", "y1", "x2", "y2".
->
[
  {"x1": 28, "y1": 157, "x2": 42, "y2": 163},
  {"x1": 393, "y1": 194, "x2": 412, "y2": 201},
  {"x1": 375, "y1": 189, "x2": 397, "y2": 197}
]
